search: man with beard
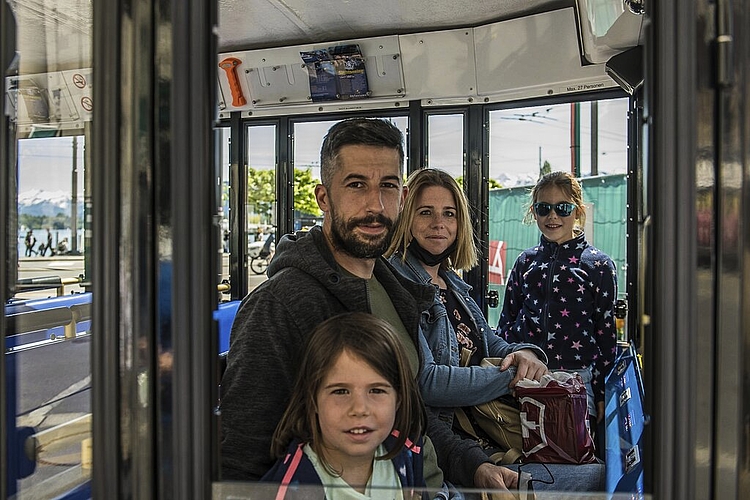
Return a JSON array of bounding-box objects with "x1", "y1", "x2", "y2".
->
[{"x1": 220, "y1": 118, "x2": 522, "y2": 492}]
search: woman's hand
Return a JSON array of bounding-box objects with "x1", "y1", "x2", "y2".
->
[{"x1": 499, "y1": 349, "x2": 548, "y2": 388}]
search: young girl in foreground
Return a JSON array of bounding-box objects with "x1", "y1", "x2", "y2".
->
[
  {"x1": 496, "y1": 171, "x2": 618, "y2": 426},
  {"x1": 262, "y1": 312, "x2": 452, "y2": 500}
]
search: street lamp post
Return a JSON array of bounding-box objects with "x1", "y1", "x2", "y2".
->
[{"x1": 71, "y1": 136, "x2": 78, "y2": 253}]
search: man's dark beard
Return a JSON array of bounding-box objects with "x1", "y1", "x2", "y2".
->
[{"x1": 328, "y1": 210, "x2": 394, "y2": 259}]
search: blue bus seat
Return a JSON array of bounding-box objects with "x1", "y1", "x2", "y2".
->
[{"x1": 214, "y1": 300, "x2": 240, "y2": 355}]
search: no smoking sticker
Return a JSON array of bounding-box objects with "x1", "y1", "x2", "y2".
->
[
  {"x1": 72, "y1": 73, "x2": 86, "y2": 88},
  {"x1": 81, "y1": 96, "x2": 93, "y2": 112}
]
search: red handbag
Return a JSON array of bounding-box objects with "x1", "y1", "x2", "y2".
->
[{"x1": 516, "y1": 372, "x2": 597, "y2": 464}]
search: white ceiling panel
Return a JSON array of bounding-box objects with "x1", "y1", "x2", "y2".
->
[
  {"x1": 217, "y1": 0, "x2": 571, "y2": 51},
  {"x1": 9, "y1": 0, "x2": 570, "y2": 71}
]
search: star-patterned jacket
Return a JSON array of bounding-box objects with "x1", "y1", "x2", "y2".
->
[{"x1": 496, "y1": 233, "x2": 618, "y2": 405}]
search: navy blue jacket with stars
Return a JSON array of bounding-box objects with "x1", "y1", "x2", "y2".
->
[{"x1": 496, "y1": 233, "x2": 618, "y2": 405}]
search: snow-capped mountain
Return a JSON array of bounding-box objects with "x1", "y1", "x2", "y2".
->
[
  {"x1": 18, "y1": 189, "x2": 82, "y2": 217},
  {"x1": 492, "y1": 172, "x2": 538, "y2": 189}
]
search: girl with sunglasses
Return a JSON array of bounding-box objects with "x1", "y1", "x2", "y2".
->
[{"x1": 496, "y1": 171, "x2": 618, "y2": 431}]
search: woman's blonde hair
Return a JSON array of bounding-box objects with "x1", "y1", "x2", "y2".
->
[
  {"x1": 523, "y1": 171, "x2": 586, "y2": 232},
  {"x1": 385, "y1": 168, "x2": 478, "y2": 271},
  {"x1": 269, "y1": 313, "x2": 425, "y2": 475}
]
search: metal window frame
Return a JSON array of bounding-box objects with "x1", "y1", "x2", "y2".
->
[{"x1": 91, "y1": 0, "x2": 219, "y2": 498}]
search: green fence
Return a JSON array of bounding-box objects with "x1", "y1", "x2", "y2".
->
[{"x1": 486, "y1": 174, "x2": 628, "y2": 326}]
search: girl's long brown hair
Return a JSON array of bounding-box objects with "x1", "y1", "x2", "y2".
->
[{"x1": 270, "y1": 312, "x2": 426, "y2": 475}]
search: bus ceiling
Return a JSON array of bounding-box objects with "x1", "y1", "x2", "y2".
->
[
  {"x1": 216, "y1": 3, "x2": 644, "y2": 118},
  {"x1": 6, "y1": 0, "x2": 643, "y2": 129},
  {"x1": 217, "y1": 0, "x2": 573, "y2": 52}
]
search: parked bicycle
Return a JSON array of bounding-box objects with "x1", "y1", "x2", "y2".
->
[{"x1": 248, "y1": 234, "x2": 275, "y2": 275}]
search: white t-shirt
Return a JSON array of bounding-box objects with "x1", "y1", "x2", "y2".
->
[{"x1": 304, "y1": 444, "x2": 405, "y2": 500}]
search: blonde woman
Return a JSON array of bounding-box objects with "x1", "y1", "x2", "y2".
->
[{"x1": 385, "y1": 168, "x2": 547, "y2": 488}]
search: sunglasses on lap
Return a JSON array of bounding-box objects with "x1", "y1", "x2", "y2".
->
[{"x1": 533, "y1": 202, "x2": 577, "y2": 217}]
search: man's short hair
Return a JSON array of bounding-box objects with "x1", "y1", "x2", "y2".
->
[{"x1": 320, "y1": 118, "x2": 404, "y2": 188}]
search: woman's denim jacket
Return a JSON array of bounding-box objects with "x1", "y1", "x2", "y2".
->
[{"x1": 388, "y1": 251, "x2": 547, "y2": 425}]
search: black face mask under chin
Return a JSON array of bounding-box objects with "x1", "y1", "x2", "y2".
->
[{"x1": 407, "y1": 238, "x2": 457, "y2": 267}]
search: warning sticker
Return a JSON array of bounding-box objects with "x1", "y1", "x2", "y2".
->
[
  {"x1": 559, "y1": 82, "x2": 609, "y2": 93},
  {"x1": 72, "y1": 74, "x2": 87, "y2": 89},
  {"x1": 81, "y1": 96, "x2": 93, "y2": 112}
]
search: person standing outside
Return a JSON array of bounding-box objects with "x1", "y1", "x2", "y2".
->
[
  {"x1": 496, "y1": 171, "x2": 618, "y2": 427},
  {"x1": 219, "y1": 118, "x2": 520, "y2": 491},
  {"x1": 41, "y1": 228, "x2": 53, "y2": 256},
  {"x1": 24, "y1": 230, "x2": 37, "y2": 257}
]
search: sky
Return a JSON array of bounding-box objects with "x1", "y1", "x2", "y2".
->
[
  {"x1": 17, "y1": 97, "x2": 628, "y2": 196},
  {"x1": 18, "y1": 136, "x2": 86, "y2": 196}
]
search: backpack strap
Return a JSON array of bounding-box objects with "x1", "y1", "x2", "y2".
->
[
  {"x1": 488, "y1": 447, "x2": 524, "y2": 466},
  {"x1": 459, "y1": 347, "x2": 473, "y2": 367},
  {"x1": 276, "y1": 443, "x2": 305, "y2": 500},
  {"x1": 453, "y1": 406, "x2": 481, "y2": 440},
  {"x1": 455, "y1": 408, "x2": 523, "y2": 465},
  {"x1": 456, "y1": 349, "x2": 524, "y2": 466}
]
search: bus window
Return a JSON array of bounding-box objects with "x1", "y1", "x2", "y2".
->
[
  {"x1": 12, "y1": 135, "x2": 91, "y2": 495},
  {"x1": 292, "y1": 117, "x2": 410, "y2": 233},
  {"x1": 8, "y1": 0, "x2": 94, "y2": 489},
  {"x1": 292, "y1": 120, "x2": 336, "y2": 232},
  {"x1": 486, "y1": 98, "x2": 629, "y2": 326},
  {"x1": 219, "y1": 127, "x2": 230, "y2": 283},
  {"x1": 426, "y1": 113, "x2": 464, "y2": 178},
  {"x1": 246, "y1": 125, "x2": 277, "y2": 291}
]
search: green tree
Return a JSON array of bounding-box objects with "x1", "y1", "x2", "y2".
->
[
  {"x1": 246, "y1": 167, "x2": 321, "y2": 221},
  {"x1": 456, "y1": 176, "x2": 502, "y2": 190},
  {"x1": 18, "y1": 213, "x2": 72, "y2": 230},
  {"x1": 247, "y1": 168, "x2": 276, "y2": 223},
  {"x1": 540, "y1": 160, "x2": 552, "y2": 178},
  {"x1": 18, "y1": 214, "x2": 46, "y2": 230},
  {"x1": 294, "y1": 168, "x2": 321, "y2": 216}
]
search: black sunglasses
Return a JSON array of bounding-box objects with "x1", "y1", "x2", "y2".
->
[{"x1": 533, "y1": 202, "x2": 577, "y2": 217}]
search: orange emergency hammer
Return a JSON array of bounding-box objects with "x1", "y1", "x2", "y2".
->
[{"x1": 218, "y1": 57, "x2": 247, "y2": 107}]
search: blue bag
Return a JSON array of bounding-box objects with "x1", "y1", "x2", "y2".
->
[{"x1": 604, "y1": 341, "x2": 647, "y2": 495}]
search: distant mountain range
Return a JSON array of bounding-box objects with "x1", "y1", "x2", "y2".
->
[
  {"x1": 494, "y1": 172, "x2": 538, "y2": 189},
  {"x1": 18, "y1": 189, "x2": 83, "y2": 217}
]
